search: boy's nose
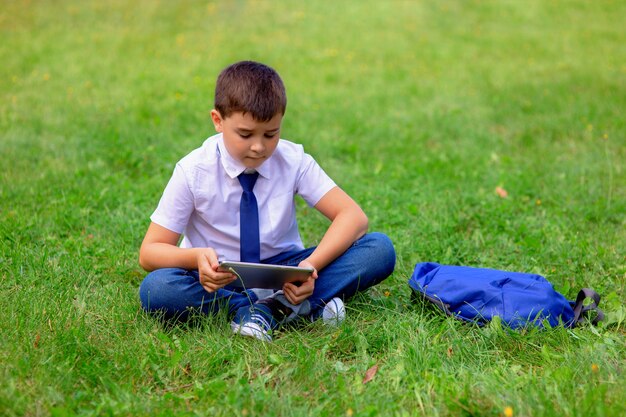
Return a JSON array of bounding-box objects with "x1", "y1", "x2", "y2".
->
[{"x1": 250, "y1": 139, "x2": 265, "y2": 153}]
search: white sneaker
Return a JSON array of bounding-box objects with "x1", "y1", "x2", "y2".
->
[
  {"x1": 320, "y1": 297, "x2": 346, "y2": 326},
  {"x1": 231, "y1": 308, "x2": 273, "y2": 342}
]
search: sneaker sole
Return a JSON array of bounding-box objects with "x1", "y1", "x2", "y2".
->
[{"x1": 231, "y1": 322, "x2": 272, "y2": 342}]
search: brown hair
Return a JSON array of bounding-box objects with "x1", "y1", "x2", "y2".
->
[{"x1": 214, "y1": 61, "x2": 287, "y2": 121}]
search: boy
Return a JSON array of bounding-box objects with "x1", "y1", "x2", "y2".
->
[{"x1": 139, "y1": 61, "x2": 395, "y2": 341}]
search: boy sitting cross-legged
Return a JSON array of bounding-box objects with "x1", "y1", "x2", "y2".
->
[{"x1": 139, "y1": 60, "x2": 396, "y2": 341}]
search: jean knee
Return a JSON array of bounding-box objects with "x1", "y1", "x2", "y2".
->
[
  {"x1": 139, "y1": 269, "x2": 175, "y2": 311},
  {"x1": 367, "y1": 233, "x2": 396, "y2": 266}
]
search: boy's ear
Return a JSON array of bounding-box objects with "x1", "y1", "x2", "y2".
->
[{"x1": 210, "y1": 109, "x2": 223, "y2": 132}]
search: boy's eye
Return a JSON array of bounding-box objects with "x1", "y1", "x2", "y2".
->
[
  {"x1": 239, "y1": 133, "x2": 251, "y2": 139},
  {"x1": 264, "y1": 133, "x2": 277, "y2": 138}
]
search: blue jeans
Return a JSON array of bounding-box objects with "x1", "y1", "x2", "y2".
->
[{"x1": 139, "y1": 232, "x2": 396, "y2": 321}]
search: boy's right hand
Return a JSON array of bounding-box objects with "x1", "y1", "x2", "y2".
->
[{"x1": 197, "y1": 248, "x2": 236, "y2": 292}]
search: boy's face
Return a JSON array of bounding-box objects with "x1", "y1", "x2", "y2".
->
[{"x1": 211, "y1": 110, "x2": 282, "y2": 169}]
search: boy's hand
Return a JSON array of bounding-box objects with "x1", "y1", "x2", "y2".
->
[
  {"x1": 197, "y1": 248, "x2": 236, "y2": 292},
  {"x1": 282, "y1": 260, "x2": 318, "y2": 305}
]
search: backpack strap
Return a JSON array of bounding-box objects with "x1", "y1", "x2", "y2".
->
[{"x1": 572, "y1": 288, "x2": 605, "y2": 326}]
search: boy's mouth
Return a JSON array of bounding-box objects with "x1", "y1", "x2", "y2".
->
[
  {"x1": 247, "y1": 155, "x2": 265, "y2": 161},
  {"x1": 244, "y1": 155, "x2": 266, "y2": 166}
]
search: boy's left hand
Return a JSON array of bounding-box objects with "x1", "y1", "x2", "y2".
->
[{"x1": 282, "y1": 260, "x2": 318, "y2": 305}]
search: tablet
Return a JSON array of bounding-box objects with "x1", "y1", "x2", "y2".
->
[{"x1": 219, "y1": 261, "x2": 314, "y2": 290}]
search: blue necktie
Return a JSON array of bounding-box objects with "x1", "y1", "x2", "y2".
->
[{"x1": 238, "y1": 172, "x2": 260, "y2": 262}]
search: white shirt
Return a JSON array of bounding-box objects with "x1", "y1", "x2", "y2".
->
[{"x1": 150, "y1": 133, "x2": 336, "y2": 261}]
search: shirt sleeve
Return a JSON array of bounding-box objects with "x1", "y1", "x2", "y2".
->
[
  {"x1": 295, "y1": 153, "x2": 337, "y2": 207},
  {"x1": 150, "y1": 163, "x2": 195, "y2": 234}
]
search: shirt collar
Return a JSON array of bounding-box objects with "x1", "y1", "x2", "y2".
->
[{"x1": 216, "y1": 134, "x2": 271, "y2": 179}]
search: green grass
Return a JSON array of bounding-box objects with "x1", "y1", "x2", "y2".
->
[{"x1": 1, "y1": 0, "x2": 624, "y2": 416}]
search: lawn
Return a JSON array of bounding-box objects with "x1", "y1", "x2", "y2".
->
[{"x1": 1, "y1": 0, "x2": 624, "y2": 416}]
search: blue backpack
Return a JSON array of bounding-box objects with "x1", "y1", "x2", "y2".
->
[{"x1": 408, "y1": 262, "x2": 604, "y2": 329}]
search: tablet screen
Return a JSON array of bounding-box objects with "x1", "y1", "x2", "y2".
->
[{"x1": 219, "y1": 261, "x2": 314, "y2": 290}]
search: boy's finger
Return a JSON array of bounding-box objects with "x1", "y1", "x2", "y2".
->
[
  {"x1": 212, "y1": 272, "x2": 236, "y2": 284},
  {"x1": 201, "y1": 281, "x2": 217, "y2": 293},
  {"x1": 201, "y1": 274, "x2": 235, "y2": 292},
  {"x1": 282, "y1": 283, "x2": 293, "y2": 298},
  {"x1": 285, "y1": 291, "x2": 302, "y2": 305},
  {"x1": 201, "y1": 269, "x2": 233, "y2": 283},
  {"x1": 283, "y1": 284, "x2": 301, "y2": 304},
  {"x1": 284, "y1": 282, "x2": 312, "y2": 304},
  {"x1": 284, "y1": 282, "x2": 300, "y2": 297}
]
